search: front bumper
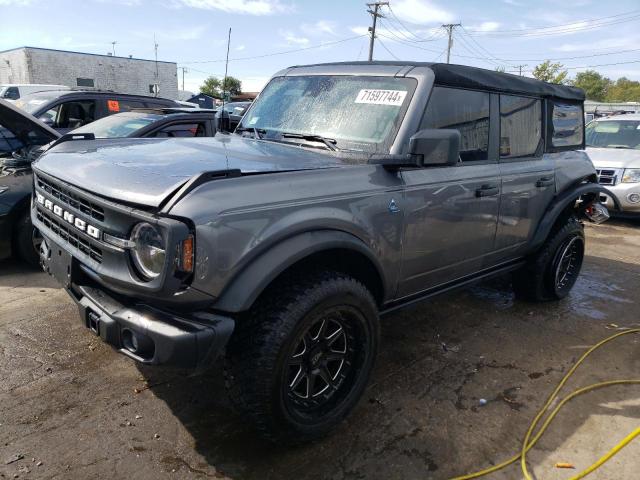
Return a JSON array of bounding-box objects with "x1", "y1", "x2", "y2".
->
[
  {"x1": 598, "y1": 182, "x2": 640, "y2": 214},
  {"x1": 42, "y1": 237, "x2": 234, "y2": 372}
]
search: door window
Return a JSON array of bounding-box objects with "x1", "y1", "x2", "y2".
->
[
  {"x1": 551, "y1": 102, "x2": 583, "y2": 148},
  {"x1": 150, "y1": 122, "x2": 207, "y2": 137},
  {"x1": 421, "y1": 87, "x2": 490, "y2": 162},
  {"x1": 47, "y1": 101, "x2": 97, "y2": 129},
  {"x1": 500, "y1": 95, "x2": 542, "y2": 158}
]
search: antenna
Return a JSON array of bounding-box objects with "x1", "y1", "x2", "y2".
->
[{"x1": 221, "y1": 27, "x2": 231, "y2": 127}]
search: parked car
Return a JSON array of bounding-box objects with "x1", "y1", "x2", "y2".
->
[
  {"x1": 32, "y1": 62, "x2": 610, "y2": 443},
  {"x1": 586, "y1": 114, "x2": 640, "y2": 216},
  {"x1": 73, "y1": 108, "x2": 217, "y2": 138},
  {"x1": 0, "y1": 100, "x2": 217, "y2": 266},
  {"x1": 0, "y1": 84, "x2": 70, "y2": 101},
  {"x1": 215, "y1": 101, "x2": 251, "y2": 132},
  {"x1": 14, "y1": 90, "x2": 179, "y2": 134}
]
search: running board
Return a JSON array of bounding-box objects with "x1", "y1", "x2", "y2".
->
[{"x1": 380, "y1": 259, "x2": 525, "y2": 316}]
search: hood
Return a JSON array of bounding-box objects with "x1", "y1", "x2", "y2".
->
[
  {"x1": 586, "y1": 147, "x2": 640, "y2": 169},
  {"x1": 0, "y1": 98, "x2": 60, "y2": 151},
  {"x1": 33, "y1": 134, "x2": 347, "y2": 207}
]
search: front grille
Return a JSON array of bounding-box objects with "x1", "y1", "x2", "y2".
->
[
  {"x1": 596, "y1": 168, "x2": 620, "y2": 186},
  {"x1": 37, "y1": 206, "x2": 103, "y2": 263},
  {"x1": 37, "y1": 176, "x2": 105, "y2": 222}
]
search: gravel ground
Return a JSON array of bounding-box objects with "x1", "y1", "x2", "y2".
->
[{"x1": 1, "y1": 219, "x2": 639, "y2": 480}]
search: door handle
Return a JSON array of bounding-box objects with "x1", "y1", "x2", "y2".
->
[
  {"x1": 536, "y1": 176, "x2": 555, "y2": 187},
  {"x1": 476, "y1": 184, "x2": 500, "y2": 197}
]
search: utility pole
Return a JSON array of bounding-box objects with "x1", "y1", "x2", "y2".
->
[
  {"x1": 111, "y1": 41, "x2": 117, "y2": 56},
  {"x1": 442, "y1": 23, "x2": 461, "y2": 64},
  {"x1": 179, "y1": 67, "x2": 188, "y2": 91},
  {"x1": 516, "y1": 64, "x2": 528, "y2": 76},
  {"x1": 367, "y1": 2, "x2": 388, "y2": 62}
]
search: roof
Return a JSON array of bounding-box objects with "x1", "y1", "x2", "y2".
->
[
  {"x1": 289, "y1": 61, "x2": 585, "y2": 102},
  {"x1": 23, "y1": 89, "x2": 177, "y2": 102},
  {"x1": 0, "y1": 46, "x2": 176, "y2": 65}
]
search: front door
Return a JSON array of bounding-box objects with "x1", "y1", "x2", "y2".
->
[{"x1": 397, "y1": 86, "x2": 500, "y2": 297}]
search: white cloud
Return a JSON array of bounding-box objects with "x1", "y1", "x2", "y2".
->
[
  {"x1": 278, "y1": 29, "x2": 309, "y2": 46},
  {"x1": 301, "y1": 20, "x2": 337, "y2": 36},
  {"x1": 555, "y1": 36, "x2": 640, "y2": 52},
  {"x1": 176, "y1": 0, "x2": 290, "y2": 15},
  {"x1": 502, "y1": 0, "x2": 522, "y2": 5},
  {"x1": 391, "y1": 0, "x2": 455, "y2": 25},
  {"x1": 468, "y1": 21, "x2": 501, "y2": 33},
  {"x1": 0, "y1": 0, "x2": 32, "y2": 4},
  {"x1": 235, "y1": 44, "x2": 246, "y2": 51}
]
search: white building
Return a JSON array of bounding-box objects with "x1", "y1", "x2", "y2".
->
[{"x1": 0, "y1": 46, "x2": 178, "y2": 99}]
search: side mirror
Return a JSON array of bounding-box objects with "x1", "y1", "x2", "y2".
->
[
  {"x1": 39, "y1": 117, "x2": 54, "y2": 126},
  {"x1": 409, "y1": 129, "x2": 461, "y2": 167}
]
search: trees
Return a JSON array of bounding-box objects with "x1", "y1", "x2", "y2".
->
[
  {"x1": 532, "y1": 60, "x2": 569, "y2": 85},
  {"x1": 200, "y1": 76, "x2": 242, "y2": 98},
  {"x1": 571, "y1": 70, "x2": 611, "y2": 102},
  {"x1": 606, "y1": 77, "x2": 640, "y2": 102}
]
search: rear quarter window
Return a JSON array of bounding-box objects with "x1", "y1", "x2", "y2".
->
[{"x1": 550, "y1": 102, "x2": 584, "y2": 148}]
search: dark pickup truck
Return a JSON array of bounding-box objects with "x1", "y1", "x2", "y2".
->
[{"x1": 32, "y1": 62, "x2": 611, "y2": 442}]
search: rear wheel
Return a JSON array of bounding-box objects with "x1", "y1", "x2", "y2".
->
[
  {"x1": 14, "y1": 212, "x2": 41, "y2": 268},
  {"x1": 224, "y1": 270, "x2": 379, "y2": 443},
  {"x1": 513, "y1": 215, "x2": 585, "y2": 301}
]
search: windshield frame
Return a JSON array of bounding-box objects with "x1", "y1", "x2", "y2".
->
[
  {"x1": 586, "y1": 119, "x2": 640, "y2": 150},
  {"x1": 237, "y1": 74, "x2": 419, "y2": 154}
]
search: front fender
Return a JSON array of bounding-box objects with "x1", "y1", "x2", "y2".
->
[
  {"x1": 212, "y1": 229, "x2": 387, "y2": 313},
  {"x1": 528, "y1": 182, "x2": 617, "y2": 253}
]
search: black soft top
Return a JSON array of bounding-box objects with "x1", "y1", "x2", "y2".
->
[{"x1": 292, "y1": 61, "x2": 585, "y2": 102}]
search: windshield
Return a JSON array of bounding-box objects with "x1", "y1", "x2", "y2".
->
[
  {"x1": 586, "y1": 120, "x2": 640, "y2": 149},
  {"x1": 14, "y1": 91, "x2": 64, "y2": 114},
  {"x1": 238, "y1": 75, "x2": 416, "y2": 153},
  {"x1": 73, "y1": 112, "x2": 162, "y2": 137}
]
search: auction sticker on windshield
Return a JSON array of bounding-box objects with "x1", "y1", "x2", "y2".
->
[{"x1": 355, "y1": 89, "x2": 407, "y2": 106}]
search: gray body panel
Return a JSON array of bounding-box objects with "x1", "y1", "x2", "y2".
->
[{"x1": 31, "y1": 61, "x2": 597, "y2": 316}]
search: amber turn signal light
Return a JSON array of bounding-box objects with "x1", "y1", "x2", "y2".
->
[{"x1": 180, "y1": 235, "x2": 194, "y2": 272}]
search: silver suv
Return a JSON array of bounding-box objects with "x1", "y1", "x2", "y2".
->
[
  {"x1": 32, "y1": 62, "x2": 610, "y2": 443},
  {"x1": 586, "y1": 114, "x2": 640, "y2": 215}
]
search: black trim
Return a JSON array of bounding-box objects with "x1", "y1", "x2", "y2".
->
[
  {"x1": 380, "y1": 258, "x2": 525, "y2": 315},
  {"x1": 159, "y1": 169, "x2": 242, "y2": 213}
]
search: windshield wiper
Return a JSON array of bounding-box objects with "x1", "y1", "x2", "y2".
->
[
  {"x1": 280, "y1": 132, "x2": 338, "y2": 151},
  {"x1": 236, "y1": 126, "x2": 266, "y2": 139}
]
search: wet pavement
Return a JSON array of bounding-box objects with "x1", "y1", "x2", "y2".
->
[{"x1": 1, "y1": 219, "x2": 639, "y2": 479}]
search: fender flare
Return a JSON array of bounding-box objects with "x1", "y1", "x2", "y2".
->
[
  {"x1": 529, "y1": 182, "x2": 617, "y2": 252},
  {"x1": 212, "y1": 229, "x2": 387, "y2": 313}
]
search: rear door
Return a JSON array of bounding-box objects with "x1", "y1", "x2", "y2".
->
[
  {"x1": 398, "y1": 86, "x2": 501, "y2": 297},
  {"x1": 492, "y1": 94, "x2": 554, "y2": 262}
]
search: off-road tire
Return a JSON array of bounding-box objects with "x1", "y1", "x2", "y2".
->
[
  {"x1": 224, "y1": 270, "x2": 379, "y2": 443},
  {"x1": 513, "y1": 215, "x2": 585, "y2": 301},
  {"x1": 14, "y1": 212, "x2": 41, "y2": 268}
]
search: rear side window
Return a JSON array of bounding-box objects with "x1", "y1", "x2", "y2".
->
[
  {"x1": 500, "y1": 95, "x2": 542, "y2": 158},
  {"x1": 118, "y1": 100, "x2": 146, "y2": 112},
  {"x1": 150, "y1": 122, "x2": 206, "y2": 138},
  {"x1": 551, "y1": 102, "x2": 584, "y2": 148},
  {"x1": 421, "y1": 87, "x2": 490, "y2": 162},
  {"x1": 2, "y1": 87, "x2": 19, "y2": 100}
]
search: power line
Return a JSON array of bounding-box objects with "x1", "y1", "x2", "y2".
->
[
  {"x1": 468, "y1": 12, "x2": 640, "y2": 37},
  {"x1": 181, "y1": 34, "x2": 367, "y2": 64},
  {"x1": 506, "y1": 58, "x2": 640, "y2": 73},
  {"x1": 377, "y1": 38, "x2": 400, "y2": 60},
  {"x1": 385, "y1": 4, "x2": 444, "y2": 43},
  {"x1": 465, "y1": 8, "x2": 640, "y2": 34}
]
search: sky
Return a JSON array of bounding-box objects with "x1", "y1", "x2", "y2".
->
[{"x1": 1, "y1": 0, "x2": 639, "y2": 94}]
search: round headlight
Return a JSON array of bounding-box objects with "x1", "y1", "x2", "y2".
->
[{"x1": 131, "y1": 222, "x2": 166, "y2": 280}]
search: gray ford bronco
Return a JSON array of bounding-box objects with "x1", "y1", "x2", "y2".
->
[{"x1": 32, "y1": 62, "x2": 611, "y2": 442}]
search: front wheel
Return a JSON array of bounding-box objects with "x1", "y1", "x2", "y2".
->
[
  {"x1": 224, "y1": 271, "x2": 379, "y2": 443},
  {"x1": 513, "y1": 215, "x2": 585, "y2": 301},
  {"x1": 14, "y1": 212, "x2": 42, "y2": 268}
]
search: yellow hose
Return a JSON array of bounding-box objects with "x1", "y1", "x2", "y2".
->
[{"x1": 449, "y1": 328, "x2": 640, "y2": 480}]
